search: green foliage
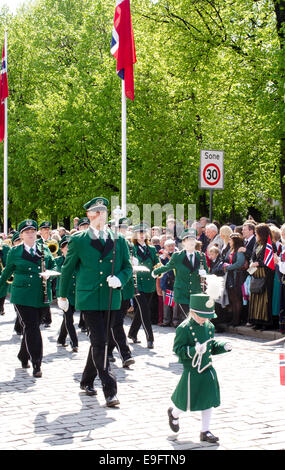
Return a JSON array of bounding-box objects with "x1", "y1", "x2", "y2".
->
[{"x1": 0, "y1": 0, "x2": 284, "y2": 226}]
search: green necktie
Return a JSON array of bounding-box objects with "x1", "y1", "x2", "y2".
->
[
  {"x1": 99, "y1": 230, "x2": 105, "y2": 246},
  {"x1": 30, "y1": 247, "x2": 34, "y2": 256},
  {"x1": 189, "y1": 254, "x2": 193, "y2": 266}
]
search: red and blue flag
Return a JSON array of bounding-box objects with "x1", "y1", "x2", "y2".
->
[
  {"x1": 0, "y1": 40, "x2": 8, "y2": 143},
  {"x1": 164, "y1": 290, "x2": 175, "y2": 307},
  {"x1": 111, "y1": 0, "x2": 136, "y2": 101},
  {"x1": 264, "y1": 235, "x2": 275, "y2": 270}
]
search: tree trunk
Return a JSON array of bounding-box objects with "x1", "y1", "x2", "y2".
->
[{"x1": 273, "y1": 1, "x2": 285, "y2": 216}]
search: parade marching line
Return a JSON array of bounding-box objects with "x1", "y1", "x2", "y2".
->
[{"x1": 0, "y1": 300, "x2": 284, "y2": 451}]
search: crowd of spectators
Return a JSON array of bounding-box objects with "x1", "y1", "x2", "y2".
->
[{"x1": 2, "y1": 214, "x2": 285, "y2": 335}]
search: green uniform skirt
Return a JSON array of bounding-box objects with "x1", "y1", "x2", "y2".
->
[{"x1": 171, "y1": 365, "x2": 221, "y2": 412}]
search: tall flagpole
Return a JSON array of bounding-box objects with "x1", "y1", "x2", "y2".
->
[
  {"x1": 3, "y1": 31, "x2": 8, "y2": 236},
  {"x1": 121, "y1": 78, "x2": 127, "y2": 217}
]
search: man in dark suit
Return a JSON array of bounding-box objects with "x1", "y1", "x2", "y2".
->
[
  {"x1": 242, "y1": 222, "x2": 256, "y2": 260},
  {"x1": 241, "y1": 221, "x2": 256, "y2": 324}
]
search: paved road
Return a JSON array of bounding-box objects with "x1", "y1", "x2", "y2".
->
[{"x1": 0, "y1": 300, "x2": 284, "y2": 451}]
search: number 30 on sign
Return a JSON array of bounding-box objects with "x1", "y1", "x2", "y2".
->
[{"x1": 199, "y1": 149, "x2": 224, "y2": 190}]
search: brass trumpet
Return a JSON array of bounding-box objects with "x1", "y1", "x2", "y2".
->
[
  {"x1": 46, "y1": 239, "x2": 59, "y2": 257},
  {"x1": 153, "y1": 262, "x2": 163, "y2": 279}
]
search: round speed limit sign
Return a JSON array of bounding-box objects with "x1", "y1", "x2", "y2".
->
[
  {"x1": 203, "y1": 163, "x2": 221, "y2": 186},
  {"x1": 199, "y1": 150, "x2": 224, "y2": 190}
]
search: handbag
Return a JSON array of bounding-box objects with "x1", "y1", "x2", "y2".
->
[{"x1": 250, "y1": 277, "x2": 266, "y2": 294}]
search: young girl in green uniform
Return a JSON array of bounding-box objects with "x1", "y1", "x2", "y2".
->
[{"x1": 168, "y1": 289, "x2": 232, "y2": 443}]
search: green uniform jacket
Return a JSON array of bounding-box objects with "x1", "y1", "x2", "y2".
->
[
  {"x1": 0, "y1": 242, "x2": 57, "y2": 308},
  {"x1": 0, "y1": 244, "x2": 11, "y2": 298},
  {"x1": 122, "y1": 240, "x2": 135, "y2": 301},
  {"x1": 132, "y1": 243, "x2": 160, "y2": 293},
  {"x1": 55, "y1": 256, "x2": 76, "y2": 307},
  {"x1": 59, "y1": 228, "x2": 132, "y2": 311},
  {"x1": 171, "y1": 317, "x2": 229, "y2": 411},
  {"x1": 153, "y1": 250, "x2": 208, "y2": 304}
]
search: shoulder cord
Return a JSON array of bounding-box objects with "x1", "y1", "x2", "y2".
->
[{"x1": 192, "y1": 338, "x2": 213, "y2": 374}]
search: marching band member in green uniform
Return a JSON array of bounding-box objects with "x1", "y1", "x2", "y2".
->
[
  {"x1": 55, "y1": 235, "x2": 78, "y2": 352},
  {"x1": 0, "y1": 237, "x2": 11, "y2": 315},
  {"x1": 77, "y1": 217, "x2": 90, "y2": 231},
  {"x1": 167, "y1": 288, "x2": 232, "y2": 443},
  {"x1": 58, "y1": 197, "x2": 132, "y2": 406},
  {"x1": 152, "y1": 229, "x2": 208, "y2": 325},
  {"x1": 38, "y1": 221, "x2": 52, "y2": 243},
  {"x1": 128, "y1": 224, "x2": 160, "y2": 349},
  {"x1": 0, "y1": 220, "x2": 57, "y2": 377}
]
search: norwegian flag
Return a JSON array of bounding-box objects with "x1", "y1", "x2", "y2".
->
[
  {"x1": 164, "y1": 290, "x2": 175, "y2": 307},
  {"x1": 0, "y1": 40, "x2": 8, "y2": 143},
  {"x1": 111, "y1": 0, "x2": 136, "y2": 100},
  {"x1": 264, "y1": 235, "x2": 275, "y2": 270}
]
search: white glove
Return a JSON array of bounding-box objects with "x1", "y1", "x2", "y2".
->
[
  {"x1": 224, "y1": 343, "x2": 232, "y2": 351},
  {"x1": 107, "y1": 275, "x2": 122, "y2": 289},
  {"x1": 195, "y1": 342, "x2": 207, "y2": 354},
  {"x1": 131, "y1": 257, "x2": 139, "y2": 267},
  {"x1": 39, "y1": 272, "x2": 50, "y2": 280},
  {"x1": 199, "y1": 269, "x2": 207, "y2": 277},
  {"x1": 58, "y1": 298, "x2": 69, "y2": 312},
  {"x1": 151, "y1": 271, "x2": 158, "y2": 279}
]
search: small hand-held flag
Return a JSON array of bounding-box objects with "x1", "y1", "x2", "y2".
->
[
  {"x1": 264, "y1": 235, "x2": 275, "y2": 270},
  {"x1": 0, "y1": 39, "x2": 9, "y2": 143},
  {"x1": 164, "y1": 290, "x2": 175, "y2": 307},
  {"x1": 111, "y1": 0, "x2": 136, "y2": 100}
]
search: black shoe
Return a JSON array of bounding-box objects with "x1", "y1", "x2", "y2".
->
[
  {"x1": 0, "y1": 310, "x2": 5, "y2": 316},
  {"x1": 200, "y1": 431, "x2": 219, "y2": 443},
  {"x1": 122, "y1": 357, "x2": 135, "y2": 368},
  {"x1": 106, "y1": 395, "x2": 120, "y2": 407},
  {"x1": 33, "y1": 367, "x2": 42, "y2": 378},
  {"x1": 161, "y1": 323, "x2": 171, "y2": 327},
  {"x1": 128, "y1": 335, "x2": 141, "y2": 344},
  {"x1": 80, "y1": 385, "x2": 97, "y2": 396},
  {"x1": 147, "y1": 341, "x2": 154, "y2": 349},
  {"x1": 57, "y1": 342, "x2": 68, "y2": 347},
  {"x1": 72, "y1": 346, "x2": 78, "y2": 353},
  {"x1": 21, "y1": 361, "x2": 30, "y2": 369},
  {"x1": 108, "y1": 355, "x2": 116, "y2": 363},
  {"x1": 168, "y1": 407, "x2": 179, "y2": 433}
]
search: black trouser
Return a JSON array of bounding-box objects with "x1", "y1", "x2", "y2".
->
[
  {"x1": 41, "y1": 306, "x2": 52, "y2": 325},
  {"x1": 176, "y1": 303, "x2": 189, "y2": 323},
  {"x1": 58, "y1": 304, "x2": 78, "y2": 348},
  {"x1": 228, "y1": 287, "x2": 243, "y2": 326},
  {"x1": 14, "y1": 306, "x2": 23, "y2": 335},
  {"x1": 0, "y1": 296, "x2": 5, "y2": 314},
  {"x1": 80, "y1": 310, "x2": 117, "y2": 398},
  {"x1": 79, "y1": 311, "x2": 87, "y2": 330},
  {"x1": 128, "y1": 292, "x2": 154, "y2": 342},
  {"x1": 108, "y1": 299, "x2": 132, "y2": 361},
  {"x1": 15, "y1": 305, "x2": 44, "y2": 368}
]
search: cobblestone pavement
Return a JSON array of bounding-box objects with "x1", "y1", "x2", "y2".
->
[{"x1": 0, "y1": 300, "x2": 284, "y2": 451}]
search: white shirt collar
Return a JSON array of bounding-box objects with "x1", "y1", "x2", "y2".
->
[
  {"x1": 245, "y1": 234, "x2": 254, "y2": 243},
  {"x1": 24, "y1": 243, "x2": 37, "y2": 254},
  {"x1": 89, "y1": 225, "x2": 108, "y2": 240}
]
